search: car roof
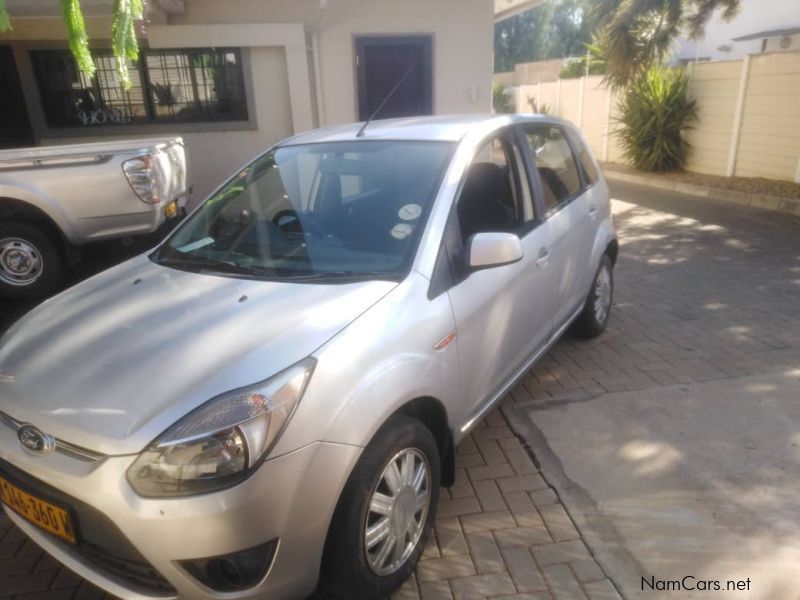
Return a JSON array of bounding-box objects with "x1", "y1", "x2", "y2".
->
[{"x1": 282, "y1": 114, "x2": 563, "y2": 145}]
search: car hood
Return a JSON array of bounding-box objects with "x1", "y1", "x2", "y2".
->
[{"x1": 0, "y1": 256, "x2": 396, "y2": 455}]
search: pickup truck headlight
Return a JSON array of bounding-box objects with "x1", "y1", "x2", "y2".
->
[
  {"x1": 126, "y1": 359, "x2": 315, "y2": 497},
  {"x1": 123, "y1": 153, "x2": 167, "y2": 205}
]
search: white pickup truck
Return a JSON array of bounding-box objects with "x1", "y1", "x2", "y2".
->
[{"x1": 0, "y1": 137, "x2": 187, "y2": 299}]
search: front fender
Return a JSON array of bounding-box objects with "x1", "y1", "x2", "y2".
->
[{"x1": 269, "y1": 271, "x2": 460, "y2": 456}]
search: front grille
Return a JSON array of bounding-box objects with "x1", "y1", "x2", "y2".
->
[{"x1": 0, "y1": 459, "x2": 176, "y2": 596}]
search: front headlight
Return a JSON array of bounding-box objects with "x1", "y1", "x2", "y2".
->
[{"x1": 127, "y1": 358, "x2": 315, "y2": 497}]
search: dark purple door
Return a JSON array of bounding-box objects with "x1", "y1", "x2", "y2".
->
[{"x1": 356, "y1": 36, "x2": 433, "y2": 121}]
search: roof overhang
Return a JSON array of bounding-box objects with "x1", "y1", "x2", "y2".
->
[
  {"x1": 495, "y1": 0, "x2": 547, "y2": 22},
  {"x1": 3, "y1": 0, "x2": 184, "y2": 17},
  {"x1": 732, "y1": 27, "x2": 800, "y2": 42}
]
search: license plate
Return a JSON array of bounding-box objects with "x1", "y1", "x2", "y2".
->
[
  {"x1": 164, "y1": 201, "x2": 178, "y2": 218},
  {"x1": 0, "y1": 476, "x2": 77, "y2": 544}
]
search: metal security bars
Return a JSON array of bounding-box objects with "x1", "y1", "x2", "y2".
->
[{"x1": 30, "y1": 48, "x2": 248, "y2": 129}]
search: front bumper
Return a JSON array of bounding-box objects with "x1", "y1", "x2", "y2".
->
[{"x1": 0, "y1": 434, "x2": 361, "y2": 599}]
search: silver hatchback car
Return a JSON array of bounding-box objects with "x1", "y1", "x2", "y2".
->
[{"x1": 0, "y1": 115, "x2": 617, "y2": 599}]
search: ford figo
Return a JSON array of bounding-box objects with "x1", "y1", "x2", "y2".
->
[{"x1": 0, "y1": 115, "x2": 617, "y2": 599}]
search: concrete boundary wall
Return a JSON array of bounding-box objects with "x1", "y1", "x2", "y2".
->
[{"x1": 506, "y1": 50, "x2": 800, "y2": 183}]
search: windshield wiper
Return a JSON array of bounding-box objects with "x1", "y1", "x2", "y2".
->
[
  {"x1": 281, "y1": 270, "x2": 400, "y2": 282},
  {"x1": 156, "y1": 255, "x2": 271, "y2": 278}
]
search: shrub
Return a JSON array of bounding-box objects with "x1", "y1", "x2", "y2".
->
[
  {"x1": 527, "y1": 96, "x2": 551, "y2": 115},
  {"x1": 616, "y1": 66, "x2": 698, "y2": 172},
  {"x1": 493, "y1": 82, "x2": 515, "y2": 114}
]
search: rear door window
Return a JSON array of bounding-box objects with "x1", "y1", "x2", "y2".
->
[{"x1": 522, "y1": 125, "x2": 582, "y2": 213}]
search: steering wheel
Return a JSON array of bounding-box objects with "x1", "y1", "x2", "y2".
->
[{"x1": 272, "y1": 210, "x2": 325, "y2": 237}]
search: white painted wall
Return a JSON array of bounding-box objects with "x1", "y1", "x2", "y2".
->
[
  {"x1": 673, "y1": 0, "x2": 800, "y2": 62},
  {"x1": 1, "y1": 0, "x2": 494, "y2": 200}
]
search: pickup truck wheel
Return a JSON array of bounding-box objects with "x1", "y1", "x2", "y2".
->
[
  {"x1": 571, "y1": 254, "x2": 614, "y2": 339},
  {"x1": 317, "y1": 415, "x2": 439, "y2": 600},
  {"x1": 0, "y1": 223, "x2": 64, "y2": 300}
]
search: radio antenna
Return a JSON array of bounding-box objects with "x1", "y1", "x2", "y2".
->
[{"x1": 356, "y1": 65, "x2": 414, "y2": 137}]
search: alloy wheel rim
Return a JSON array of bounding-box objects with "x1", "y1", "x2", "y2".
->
[
  {"x1": 364, "y1": 448, "x2": 431, "y2": 576},
  {"x1": 593, "y1": 265, "x2": 612, "y2": 324},
  {"x1": 0, "y1": 238, "x2": 43, "y2": 286}
]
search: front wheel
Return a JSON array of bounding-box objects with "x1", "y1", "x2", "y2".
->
[
  {"x1": 317, "y1": 415, "x2": 440, "y2": 600},
  {"x1": 571, "y1": 254, "x2": 614, "y2": 339},
  {"x1": 0, "y1": 223, "x2": 65, "y2": 300}
]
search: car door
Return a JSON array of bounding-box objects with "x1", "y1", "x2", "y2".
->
[
  {"x1": 520, "y1": 123, "x2": 594, "y2": 330},
  {"x1": 439, "y1": 129, "x2": 557, "y2": 429}
]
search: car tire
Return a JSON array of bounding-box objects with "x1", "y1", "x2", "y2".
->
[
  {"x1": 572, "y1": 254, "x2": 614, "y2": 339},
  {"x1": 317, "y1": 414, "x2": 440, "y2": 600},
  {"x1": 0, "y1": 222, "x2": 65, "y2": 300}
]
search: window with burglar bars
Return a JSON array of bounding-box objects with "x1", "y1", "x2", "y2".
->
[{"x1": 30, "y1": 48, "x2": 248, "y2": 129}]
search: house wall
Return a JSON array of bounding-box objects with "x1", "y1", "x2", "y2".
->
[
  {"x1": 0, "y1": 0, "x2": 494, "y2": 200},
  {"x1": 509, "y1": 51, "x2": 800, "y2": 183},
  {"x1": 673, "y1": 0, "x2": 798, "y2": 62}
]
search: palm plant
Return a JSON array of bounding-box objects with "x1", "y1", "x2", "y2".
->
[
  {"x1": 493, "y1": 82, "x2": 515, "y2": 114},
  {"x1": 589, "y1": 0, "x2": 740, "y2": 89},
  {"x1": 616, "y1": 66, "x2": 697, "y2": 172},
  {"x1": 1, "y1": 0, "x2": 144, "y2": 89}
]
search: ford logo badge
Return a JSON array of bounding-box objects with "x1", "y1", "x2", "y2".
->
[{"x1": 18, "y1": 425, "x2": 56, "y2": 455}]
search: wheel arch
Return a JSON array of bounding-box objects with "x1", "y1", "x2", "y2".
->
[
  {"x1": 393, "y1": 396, "x2": 455, "y2": 487},
  {"x1": 0, "y1": 197, "x2": 73, "y2": 258}
]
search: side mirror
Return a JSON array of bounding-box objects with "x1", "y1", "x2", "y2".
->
[{"x1": 467, "y1": 232, "x2": 523, "y2": 270}]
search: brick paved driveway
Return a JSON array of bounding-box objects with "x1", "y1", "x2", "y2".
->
[{"x1": 2, "y1": 180, "x2": 798, "y2": 599}]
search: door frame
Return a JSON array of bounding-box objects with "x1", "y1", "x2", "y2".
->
[
  {"x1": 0, "y1": 45, "x2": 35, "y2": 148},
  {"x1": 354, "y1": 35, "x2": 434, "y2": 121}
]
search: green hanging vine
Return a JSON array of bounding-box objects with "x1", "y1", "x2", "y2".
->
[
  {"x1": 62, "y1": 0, "x2": 96, "y2": 79},
  {"x1": 0, "y1": 0, "x2": 146, "y2": 89},
  {"x1": 0, "y1": 0, "x2": 12, "y2": 32},
  {"x1": 111, "y1": 0, "x2": 144, "y2": 89}
]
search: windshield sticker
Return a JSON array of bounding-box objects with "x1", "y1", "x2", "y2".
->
[
  {"x1": 390, "y1": 224, "x2": 414, "y2": 240},
  {"x1": 177, "y1": 237, "x2": 214, "y2": 253},
  {"x1": 398, "y1": 204, "x2": 422, "y2": 221}
]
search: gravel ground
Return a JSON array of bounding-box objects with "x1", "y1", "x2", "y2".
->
[{"x1": 602, "y1": 162, "x2": 800, "y2": 199}]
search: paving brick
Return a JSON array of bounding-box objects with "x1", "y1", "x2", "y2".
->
[
  {"x1": 475, "y1": 438, "x2": 507, "y2": 466},
  {"x1": 0, "y1": 551, "x2": 39, "y2": 576},
  {"x1": 1, "y1": 569, "x2": 58, "y2": 596},
  {"x1": 437, "y1": 497, "x2": 481, "y2": 519},
  {"x1": 532, "y1": 540, "x2": 592, "y2": 567},
  {"x1": 465, "y1": 531, "x2": 503, "y2": 574},
  {"x1": 494, "y1": 524, "x2": 552, "y2": 549},
  {"x1": 471, "y1": 426, "x2": 515, "y2": 441},
  {"x1": 392, "y1": 573, "x2": 421, "y2": 599},
  {"x1": 503, "y1": 491, "x2": 544, "y2": 528},
  {"x1": 472, "y1": 480, "x2": 506, "y2": 512},
  {"x1": 449, "y1": 573, "x2": 516, "y2": 600},
  {"x1": 542, "y1": 564, "x2": 587, "y2": 600},
  {"x1": 501, "y1": 445, "x2": 538, "y2": 475},
  {"x1": 448, "y1": 468, "x2": 475, "y2": 499},
  {"x1": 418, "y1": 580, "x2": 454, "y2": 600},
  {"x1": 494, "y1": 594, "x2": 553, "y2": 600},
  {"x1": 529, "y1": 488, "x2": 559, "y2": 507},
  {"x1": 583, "y1": 578, "x2": 623, "y2": 600},
  {"x1": 434, "y1": 517, "x2": 469, "y2": 558},
  {"x1": 497, "y1": 474, "x2": 548, "y2": 493},
  {"x1": 417, "y1": 555, "x2": 476, "y2": 582},
  {"x1": 500, "y1": 547, "x2": 547, "y2": 592},
  {"x1": 570, "y1": 558, "x2": 605, "y2": 584},
  {"x1": 459, "y1": 510, "x2": 516, "y2": 534},
  {"x1": 538, "y1": 504, "x2": 580, "y2": 542},
  {"x1": 467, "y1": 463, "x2": 514, "y2": 482}
]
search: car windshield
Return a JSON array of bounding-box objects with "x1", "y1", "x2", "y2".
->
[{"x1": 153, "y1": 140, "x2": 454, "y2": 282}]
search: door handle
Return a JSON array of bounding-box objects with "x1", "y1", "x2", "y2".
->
[
  {"x1": 588, "y1": 205, "x2": 599, "y2": 219},
  {"x1": 536, "y1": 247, "x2": 551, "y2": 267}
]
